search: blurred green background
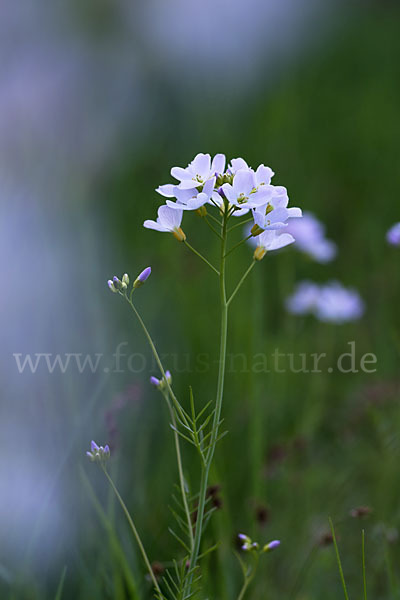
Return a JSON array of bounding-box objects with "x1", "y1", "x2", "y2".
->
[{"x1": 1, "y1": 1, "x2": 400, "y2": 598}]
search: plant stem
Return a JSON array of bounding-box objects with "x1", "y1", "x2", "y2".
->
[
  {"x1": 227, "y1": 216, "x2": 253, "y2": 233},
  {"x1": 204, "y1": 216, "x2": 224, "y2": 240},
  {"x1": 185, "y1": 205, "x2": 229, "y2": 591},
  {"x1": 224, "y1": 234, "x2": 252, "y2": 259},
  {"x1": 227, "y1": 260, "x2": 256, "y2": 306},
  {"x1": 124, "y1": 298, "x2": 193, "y2": 554},
  {"x1": 237, "y1": 553, "x2": 259, "y2": 600},
  {"x1": 184, "y1": 240, "x2": 220, "y2": 275},
  {"x1": 362, "y1": 530, "x2": 367, "y2": 600},
  {"x1": 329, "y1": 518, "x2": 350, "y2": 600},
  {"x1": 125, "y1": 298, "x2": 189, "y2": 427},
  {"x1": 102, "y1": 467, "x2": 163, "y2": 597},
  {"x1": 162, "y1": 390, "x2": 194, "y2": 550}
]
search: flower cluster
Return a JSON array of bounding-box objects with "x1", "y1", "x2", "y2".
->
[
  {"x1": 86, "y1": 441, "x2": 110, "y2": 465},
  {"x1": 107, "y1": 268, "x2": 152, "y2": 294},
  {"x1": 386, "y1": 222, "x2": 400, "y2": 246},
  {"x1": 150, "y1": 370, "x2": 172, "y2": 391},
  {"x1": 286, "y1": 281, "x2": 365, "y2": 323},
  {"x1": 143, "y1": 153, "x2": 302, "y2": 252},
  {"x1": 238, "y1": 533, "x2": 280, "y2": 554}
]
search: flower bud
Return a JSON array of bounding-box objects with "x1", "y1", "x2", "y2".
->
[
  {"x1": 113, "y1": 276, "x2": 123, "y2": 290},
  {"x1": 172, "y1": 227, "x2": 186, "y2": 242},
  {"x1": 108, "y1": 279, "x2": 118, "y2": 293},
  {"x1": 150, "y1": 371, "x2": 172, "y2": 391},
  {"x1": 254, "y1": 246, "x2": 267, "y2": 261},
  {"x1": 262, "y1": 540, "x2": 280, "y2": 553},
  {"x1": 122, "y1": 273, "x2": 130, "y2": 285},
  {"x1": 196, "y1": 205, "x2": 207, "y2": 217},
  {"x1": 86, "y1": 440, "x2": 111, "y2": 465},
  {"x1": 251, "y1": 224, "x2": 264, "y2": 237},
  {"x1": 134, "y1": 266, "x2": 152, "y2": 288}
]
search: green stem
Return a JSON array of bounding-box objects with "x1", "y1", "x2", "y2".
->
[
  {"x1": 185, "y1": 205, "x2": 229, "y2": 591},
  {"x1": 227, "y1": 260, "x2": 256, "y2": 306},
  {"x1": 206, "y1": 212, "x2": 222, "y2": 226},
  {"x1": 184, "y1": 240, "x2": 220, "y2": 275},
  {"x1": 329, "y1": 518, "x2": 350, "y2": 600},
  {"x1": 204, "y1": 216, "x2": 224, "y2": 240},
  {"x1": 227, "y1": 216, "x2": 253, "y2": 233},
  {"x1": 362, "y1": 530, "x2": 367, "y2": 600},
  {"x1": 125, "y1": 298, "x2": 189, "y2": 427},
  {"x1": 237, "y1": 554, "x2": 259, "y2": 600},
  {"x1": 102, "y1": 467, "x2": 163, "y2": 597},
  {"x1": 224, "y1": 235, "x2": 252, "y2": 259},
  {"x1": 124, "y1": 298, "x2": 193, "y2": 554},
  {"x1": 162, "y1": 390, "x2": 194, "y2": 551}
]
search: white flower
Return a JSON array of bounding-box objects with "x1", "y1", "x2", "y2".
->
[
  {"x1": 253, "y1": 230, "x2": 295, "y2": 260},
  {"x1": 221, "y1": 169, "x2": 269, "y2": 212},
  {"x1": 228, "y1": 157, "x2": 250, "y2": 174},
  {"x1": 252, "y1": 185, "x2": 301, "y2": 232},
  {"x1": 254, "y1": 164, "x2": 275, "y2": 186},
  {"x1": 165, "y1": 177, "x2": 215, "y2": 211},
  {"x1": 168, "y1": 152, "x2": 225, "y2": 190},
  {"x1": 143, "y1": 205, "x2": 186, "y2": 241}
]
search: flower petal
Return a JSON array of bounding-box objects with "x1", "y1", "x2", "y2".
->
[
  {"x1": 157, "y1": 184, "x2": 176, "y2": 198},
  {"x1": 211, "y1": 153, "x2": 226, "y2": 175}
]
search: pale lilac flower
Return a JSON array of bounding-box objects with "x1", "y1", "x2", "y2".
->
[
  {"x1": 221, "y1": 169, "x2": 269, "y2": 212},
  {"x1": 253, "y1": 230, "x2": 295, "y2": 260},
  {"x1": 169, "y1": 153, "x2": 225, "y2": 190},
  {"x1": 315, "y1": 282, "x2": 364, "y2": 323},
  {"x1": 285, "y1": 212, "x2": 337, "y2": 263},
  {"x1": 254, "y1": 164, "x2": 275, "y2": 186},
  {"x1": 386, "y1": 222, "x2": 400, "y2": 246},
  {"x1": 285, "y1": 281, "x2": 321, "y2": 315},
  {"x1": 286, "y1": 281, "x2": 365, "y2": 323},
  {"x1": 165, "y1": 177, "x2": 216, "y2": 211},
  {"x1": 228, "y1": 158, "x2": 250, "y2": 174},
  {"x1": 143, "y1": 206, "x2": 186, "y2": 241},
  {"x1": 252, "y1": 186, "x2": 302, "y2": 231}
]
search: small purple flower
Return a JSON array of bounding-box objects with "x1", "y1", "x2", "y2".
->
[
  {"x1": 91, "y1": 440, "x2": 99, "y2": 452},
  {"x1": 387, "y1": 222, "x2": 400, "y2": 246},
  {"x1": 150, "y1": 376, "x2": 161, "y2": 387}
]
